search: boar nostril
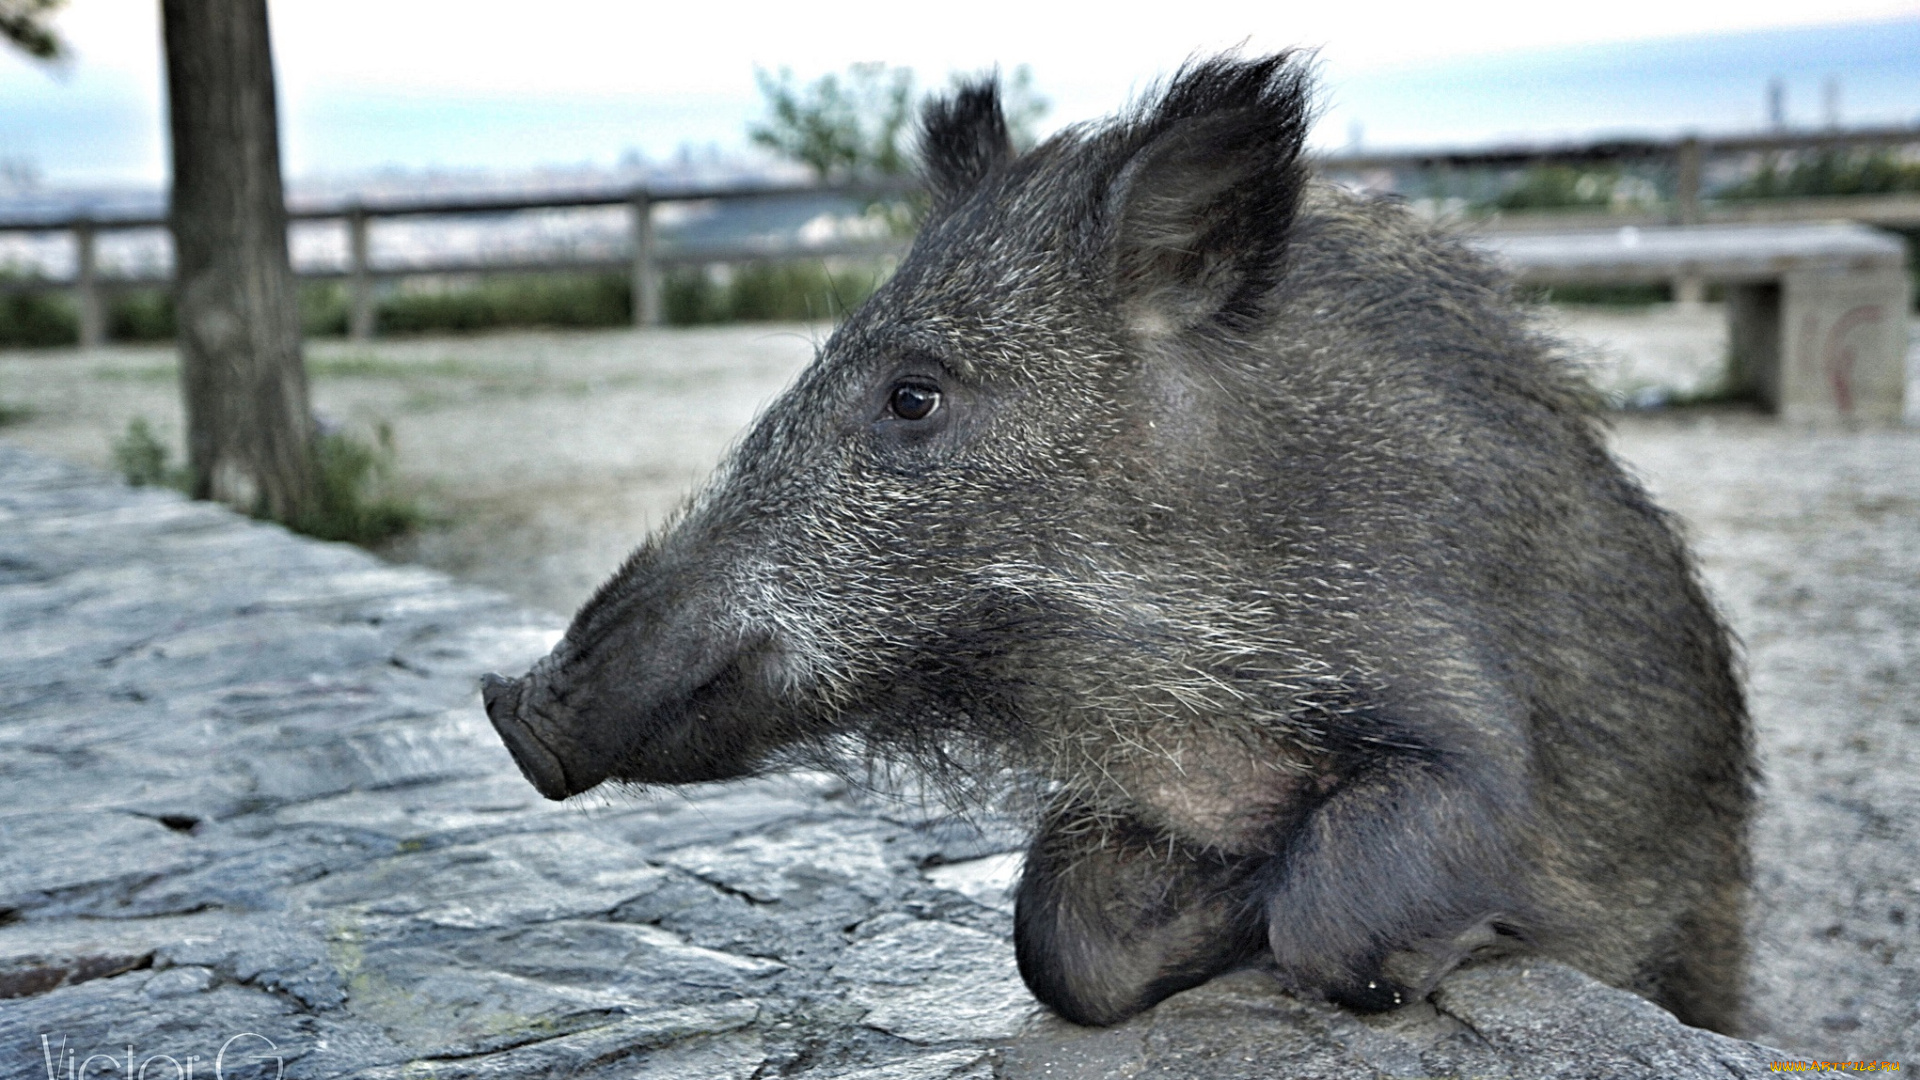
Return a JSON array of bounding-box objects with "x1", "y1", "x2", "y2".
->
[
  {"x1": 481, "y1": 672, "x2": 517, "y2": 714},
  {"x1": 480, "y1": 672, "x2": 579, "y2": 801}
]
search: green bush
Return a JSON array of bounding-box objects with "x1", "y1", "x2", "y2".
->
[
  {"x1": 665, "y1": 262, "x2": 885, "y2": 325},
  {"x1": 1493, "y1": 166, "x2": 1621, "y2": 212},
  {"x1": 301, "y1": 422, "x2": 419, "y2": 546},
  {"x1": 111, "y1": 417, "x2": 188, "y2": 489},
  {"x1": 0, "y1": 281, "x2": 79, "y2": 347},
  {"x1": 110, "y1": 414, "x2": 418, "y2": 547},
  {"x1": 377, "y1": 273, "x2": 631, "y2": 335},
  {"x1": 104, "y1": 283, "x2": 349, "y2": 343},
  {"x1": 108, "y1": 289, "x2": 174, "y2": 341},
  {"x1": 663, "y1": 269, "x2": 726, "y2": 325},
  {"x1": 1526, "y1": 282, "x2": 1674, "y2": 306},
  {"x1": 301, "y1": 282, "x2": 350, "y2": 337},
  {"x1": 1720, "y1": 149, "x2": 1920, "y2": 200}
]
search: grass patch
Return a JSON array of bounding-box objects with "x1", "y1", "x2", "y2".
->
[
  {"x1": 1661, "y1": 383, "x2": 1760, "y2": 409},
  {"x1": 112, "y1": 417, "x2": 189, "y2": 489},
  {"x1": 307, "y1": 354, "x2": 481, "y2": 379},
  {"x1": 93, "y1": 362, "x2": 180, "y2": 381},
  {"x1": 301, "y1": 422, "x2": 420, "y2": 545},
  {"x1": 1612, "y1": 382, "x2": 1760, "y2": 411},
  {"x1": 1491, "y1": 165, "x2": 1627, "y2": 212},
  {"x1": 4, "y1": 282, "x2": 372, "y2": 348},
  {"x1": 0, "y1": 401, "x2": 35, "y2": 426},
  {"x1": 93, "y1": 355, "x2": 481, "y2": 382},
  {"x1": 110, "y1": 415, "x2": 421, "y2": 547}
]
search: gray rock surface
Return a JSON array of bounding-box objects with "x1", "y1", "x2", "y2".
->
[{"x1": 0, "y1": 443, "x2": 1806, "y2": 1077}]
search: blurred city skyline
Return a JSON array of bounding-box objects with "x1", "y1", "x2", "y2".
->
[{"x1": 3, "y1": 0, "x2": 1919, "y2": 189}]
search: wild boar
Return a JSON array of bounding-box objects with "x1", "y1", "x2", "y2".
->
[{"x1": 485, "y1": 53, "x2": 1751, "y2": 1034}]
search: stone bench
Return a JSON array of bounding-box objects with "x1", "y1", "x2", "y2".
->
[{"x1": 1479, "y1": 223, "x2": 1912, "y2": 421}]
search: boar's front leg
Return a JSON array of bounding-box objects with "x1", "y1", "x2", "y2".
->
[
  {"x1": 1015, "y1": 750, "x2": 1526, "y2": 1025},
  {"x1": 1013, "y1": 799, "x2": 1268, "y2": 1026},
  {"x1": 1255, "y1": 750, "x2": 1526, "y2": 1012}
]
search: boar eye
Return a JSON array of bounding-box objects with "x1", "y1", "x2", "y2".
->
[{"x1": 888, "y1": 382, "x2": 941, "y2": 421}]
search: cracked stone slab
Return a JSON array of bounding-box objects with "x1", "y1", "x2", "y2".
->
[
  {"x1": 448, "y1": 919, "x2": 786, "y2": 1001},
  {"x1": 291, "y1": 830, "x2": 677, "y2": 929},
  {"x1": 660, "y1": 818, "x2": 915, "y2": 904},
  {"x1": 1001, "y1": 962, "x2": 1780, "y2": 1080},
  {"x1": 0, "y1": 810, "x2": 205, "y2": 911},
  {"x1": 336, "y1": 1002, "x2": 761, "y2": 1079},
  {"x1": 1433, "y1": 961, "x2": 1778, "y2": 1078},
  {"x1": 832, "y1": 918, "x2": 1039, "y2": 1044},
  {"x1": 921, "y1": 852, "x2": 1023, "y2": 914},
  {"x1": 834, "y1": 1048, "x2": 995, "y2": 1080}
]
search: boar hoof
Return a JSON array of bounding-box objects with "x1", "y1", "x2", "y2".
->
[{"x1": 1326, "y1": 973, "x2": 1413, "y2": 1013}]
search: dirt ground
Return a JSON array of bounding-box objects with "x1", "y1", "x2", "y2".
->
[
  {"x1": 2, "y1": 307, "x2": 1918, "y2": 1058},
  {"x1": 0, "y1": 323, "x2": 828, "y2": 617}
]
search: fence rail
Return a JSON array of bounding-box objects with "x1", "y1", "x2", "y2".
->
[
  {"x1": 1315, "y1": 123, "x2": 1920, "y2": 234},
  {"x1": 6, "y1": 125, "x2": 1918, "y2": 347}
]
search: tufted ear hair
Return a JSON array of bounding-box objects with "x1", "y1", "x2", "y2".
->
[
  {"x1": 920, "y1": 78, "x2": 1015, "y2": 211},
  {"x1": 1105, "y1": 54, "x2": 1312, "y2": 338}
]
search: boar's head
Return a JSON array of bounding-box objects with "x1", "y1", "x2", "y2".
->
[{"x1": 485, "y1": 55, "x2": 1328, "y2": 815}]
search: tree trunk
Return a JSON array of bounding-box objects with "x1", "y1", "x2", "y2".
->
[{"x1": 163, "y1": 0, "x2": 319, "y2": 523}]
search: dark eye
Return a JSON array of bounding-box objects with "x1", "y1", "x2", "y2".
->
[{"x1": 888, "y1": 383, "x2": 941, "y2": 421}]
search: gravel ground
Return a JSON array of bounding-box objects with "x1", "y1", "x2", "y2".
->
[
  {"x1": 1614, "y1": 411, "x2": 1920, "y2": 1057},
  {"x1": 3, "y1": 305, "x2": 1918, "y2": 1059}
]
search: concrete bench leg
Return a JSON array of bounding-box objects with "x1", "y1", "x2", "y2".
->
[{"x1": 1728, "y1": 268, "x2": 1910, "y2": 422}]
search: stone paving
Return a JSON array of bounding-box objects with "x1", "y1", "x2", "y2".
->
[{"x1": 0, "y1": 444, "x2": 1797, "y2": 1078}]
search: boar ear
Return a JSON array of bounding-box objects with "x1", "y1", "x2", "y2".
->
[
  {"x1": 921, "y1": 78, "x2": 1015, "y2": 210},
  {"x1": 1106, "y1": 54, "x2": 1311, "y2": 337}
]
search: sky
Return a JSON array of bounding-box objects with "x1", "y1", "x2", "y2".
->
[{"x1": 3, "y1": 0, "x2": 1919, "y2": 187}]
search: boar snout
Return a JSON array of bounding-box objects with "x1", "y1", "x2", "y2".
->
[
  {"x1": 481, "y1": 660, "x2": 610, "y2": 801},
  {"x1": 485, "y1": 577, "x2": 785, "y2": 800}
]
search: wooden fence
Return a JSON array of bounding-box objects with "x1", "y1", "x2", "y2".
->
[
  {"x1": 0, "y1": 179, "x2": 916, "y2": 347},
  {"x1": 4, "y1": 125, "x2": 1918, "y2": 347}
]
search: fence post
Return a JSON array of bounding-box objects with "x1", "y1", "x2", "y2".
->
[
  {"x1": 348, "y1": 203, "x2": 374, "y2": 341},
  {"x1": 1674, "y1": 137, "x2": 1703, "y2": 226},
  {"x1": 631, "y1": 190, "x2": 660, "y2": 327},
  {"x1": 1671, "y1": 137, "x2": 1707, "y2": 304},
  {"x1": 75, "y1": 218, "x2": 105, "y2": 348}
]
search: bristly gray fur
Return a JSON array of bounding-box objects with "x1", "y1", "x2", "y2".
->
[{"x1": 484, "y1": 52, "x2": 1752, "y2": 1037}]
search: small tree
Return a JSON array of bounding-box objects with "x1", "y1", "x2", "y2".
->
[
  {"x1": 750, "y1": 63, "x2": 917, "y2": 181},
  {"x1": 0, "y1": 0, "x2": 65, "y2": 59},
  {"x1": 749, "y1": 63, "x2": 1050, "y2": 182}
]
